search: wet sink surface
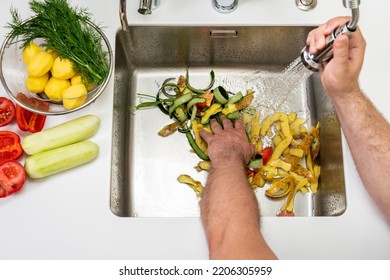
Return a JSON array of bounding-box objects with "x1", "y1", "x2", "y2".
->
[{"x1": 111, "y1": 26, "x2": 346, "y2": 217}]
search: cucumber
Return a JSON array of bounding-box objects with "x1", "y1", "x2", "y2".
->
[
  {"x1": 226, "y1": 111, "x2": 239, "y2": 120},
  {"x1": 213, "y1": 86, "x2": 228, "y2": 105},
  {"x1": 22, "y1": 114, "x2": 100, "y2": 155},
  {"x1": 24, "y1": 141, "x2": 99, "y2": 178},
  {"x1": 248, "y1": 155, "x2": 263, "y2": 169}
]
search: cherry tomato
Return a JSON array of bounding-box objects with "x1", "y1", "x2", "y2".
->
[
  {"x1": 0, "y1": 97, "x2": 16, "y2": 127},
  {"x1": 0, "y1": 160, "x2": 26, "y2": 198},
  {"x1": 0, "y1": 131, "x2": 24, "y2": 165},
  {"x1": 15, "y1": 93, "x2": 49, "y2": 133}
]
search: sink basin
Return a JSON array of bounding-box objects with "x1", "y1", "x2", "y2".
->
[{"x1": 110, "y1": 26, "x2": 346, "y2": 217}]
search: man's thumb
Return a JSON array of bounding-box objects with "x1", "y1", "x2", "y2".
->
[{"x1": 333, "y1": 35, "x2": 350, "y2": 65}]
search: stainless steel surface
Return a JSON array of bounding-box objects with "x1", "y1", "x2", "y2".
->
[
  {"x1": 300, "y1": 0, "x2": 360, "y2": 71},
  {"x1": 138, "y1": 0, "x2": 160, "y2": 15},
  {"x1": 347, "y1": 8, "x2": 360, "y2": 30},
  {"x1": 343, "y1": 0, "x2": 360, "y2": 29},
  {"x1": 111, "y1": 26, "x2": 346, "y2": 217},
  {"x1": 343, "y1": 0, "x2": 361, "y2": 9},
  {"x1": 212, "y1": 0, "x2": 239, "y2": 14},
  {"x1": 296, "y1": 0, "x2": 317, "y2": 11}
]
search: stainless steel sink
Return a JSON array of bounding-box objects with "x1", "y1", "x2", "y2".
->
[{"x1": 110, "y1": 26, "x2": 346, "y2": 217}]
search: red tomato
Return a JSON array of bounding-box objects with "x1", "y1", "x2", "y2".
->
[
  {"x1": 0, "y1": 131, "x2": 24, "y2": 164},
  {"x1": 197, "y1": 91, "x2": 214, "y2": 108},
  {"x1": 0, "y1": 97, "x2": 16, "y2": 127},
  {"x1": 15, "y1": 93, "x2": 49, "y2": 133},
  {"x1": 0, "y1": 160, "x2": 26, "y2": 198},
  {"x1": 259, "y1": 147, "x2": 273, "y2": 165}
]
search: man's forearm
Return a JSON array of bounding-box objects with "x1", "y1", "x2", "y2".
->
[
  {"x1": 331, "y1": 91, "x2": 390, "y2": 221},
  {"x1": 201, "y1": 160, "x2": 259, "y2": 241},
  {"x1": 200, "y1": 159, "x2": 276, "y2": 259}
]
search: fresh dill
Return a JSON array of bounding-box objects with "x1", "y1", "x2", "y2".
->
[{"x1": 6, "y1": 0, "x2": 109, "y2": 86}]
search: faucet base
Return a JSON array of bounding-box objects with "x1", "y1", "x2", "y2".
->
[{"x1": 212, "y1": 0, "x2": 239, "y2": 14}]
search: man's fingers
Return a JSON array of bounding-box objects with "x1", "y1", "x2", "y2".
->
[
  {"x1": 221, "y1": 115, "x2": 233, "y2": 129},
  {"x1": 199, "y1": 129, "x2": 212, "y2": 143},
  {"x1": 324, "y1": 16, "x2": 351, "y2": 34},
  {"x1": 234, "y1": 119, "x2": 245, "y2": 130},
  {"x1": 210, "y1": 119, "x2": 223, "y2": 133},
  {"x1": 306, "y1": 16, "x2": 351, "y2": 54}
]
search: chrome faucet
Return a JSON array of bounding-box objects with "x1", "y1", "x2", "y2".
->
[
  {"x1": 212, "y1": 0, "x2": 239, "y2": 13},
  {"x1": 119, "y1": 0, "x2": 160, "y2": 30},
  {"x1": 119, "y1": 0, "x2": 128, "y2": 31},
  {"x1": 300, "y1": 0, "x2": 361, "y2": 71},
  {"x1": 138, "y1": 0, "x2": 160, "y2": 15}
]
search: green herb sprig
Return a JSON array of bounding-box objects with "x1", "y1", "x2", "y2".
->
[{"x1": 6, "y1": 0, "x2": 109, "y2": 86}]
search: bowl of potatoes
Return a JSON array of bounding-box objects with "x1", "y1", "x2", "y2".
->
[{"x1": 0, "y1": 19, "x2": 113, "y2": 115}]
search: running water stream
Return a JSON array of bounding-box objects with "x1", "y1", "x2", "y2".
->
[{"x1": 215, "y1": 56, "x2": 315, "y2": 118}]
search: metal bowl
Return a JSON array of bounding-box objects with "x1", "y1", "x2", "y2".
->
[{"x1": 0, "y1": 19, "x2": 113, "y2": 115}]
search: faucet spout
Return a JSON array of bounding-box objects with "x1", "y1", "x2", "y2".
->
[
  {"x1": 138, "y1": 0, "x2": 160, "y2": 15},
  {"x1": 300, "y1": 0, "x2": 361, "y2": 71}
]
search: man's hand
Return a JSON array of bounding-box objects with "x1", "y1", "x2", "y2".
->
[
  {"x1": 199, "y1": 116, "x2": 255, "y2": 166},
  {"x1": 306, "y1": 16, "x2": 366, "y2": 98}
]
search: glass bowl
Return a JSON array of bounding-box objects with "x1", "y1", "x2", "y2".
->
[{"x1": 0, "y1": 20, "x2": 113, "y2": 115}]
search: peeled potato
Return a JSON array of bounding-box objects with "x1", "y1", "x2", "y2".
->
[
  {"x1": 26, "y1": 73, "x2": 49, "y2": 93},
  {"x1": 46, "y1": 48, "x2": 60, "y2": 61},
  {"x1": 44, "y1": 77, "x2": 71, "y2": 100},
  {"x1": 70, "y1": 74, "x2": 94, "y2": 91},
  {"x1": 70, "y1": 74, "x2": 83, "y2": 85},
  {"x1": 51, "y1": 57, "x2": 76, "y2": 80},
  {"x1": 62, "y1": 84, "x2": 88, "y2": 110},
  {"x1": 27, "y1": 51, "x2": 53, "y2": 77},
  {"x1": 22, "y1": 42, "x2": 43, "y2": 65}
]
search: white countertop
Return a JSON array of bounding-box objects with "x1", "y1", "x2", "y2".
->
[{"x1": 1, "y1": 0, "x2": 389, "y2": 260}]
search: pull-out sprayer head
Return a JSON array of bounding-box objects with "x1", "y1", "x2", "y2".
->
[{"x1": 300, "y1": 0, "x2": 361, "y2": 71}]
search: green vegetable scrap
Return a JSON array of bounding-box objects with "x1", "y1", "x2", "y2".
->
[
  {"x1": 6, "y1": 0, "x2": 109, "y2": 86},
  {"x1": 136, "y1": 69, "x2": 254, "y2": 161}
]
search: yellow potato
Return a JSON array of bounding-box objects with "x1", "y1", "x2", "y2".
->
[
  {"x1": 22, "y1": 42, "x2": 43, "y2": 65},
  {"x1": 51, "y1": 57, "x2": 76, "y2": 79},
  {"x1": 27, "y1": 51, "x2": 53, "y2": 77},
  {"x1": 71, "y1": 74, "x2": 95, "y2": 91},
  {"x1": 62, "y1": 84, "x2": 88, "y2": 110},
  {"x1": 44, "y1": 77, "x2": 71, "y2": 100},
  {"x1": 70, "y1": 74, "x2": 83, "y2": 85},
  {"x1": 46, "y1": 48, "x2": 60, "y2": 61},
  {"x1": 25, "y1": 73, "x2": 49, "y2": 93}
]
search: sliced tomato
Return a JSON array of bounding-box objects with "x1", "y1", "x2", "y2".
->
[
  {"x1": 0, "y1": 131, "x2": 24, "y2": 165},
  {"x1": 259, "y1": 147, "x2": 273, "y2": 165},
  {"x1": 15, "y1": 93, "x2": 49, "y2": 133},
  {"x1": 0, "y1": 160, "x2": 26, "y2": 198},
  {"x1": 0, "y1": 97, "x2": 16, "y2": 127}
]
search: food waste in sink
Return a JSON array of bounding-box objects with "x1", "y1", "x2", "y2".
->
[
  {"x1": 136, "y1": 70, "x2": 321, "y2": 216},
  {"x1": 111, "y1": 25, "x2": 346, "y2": 217}
]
